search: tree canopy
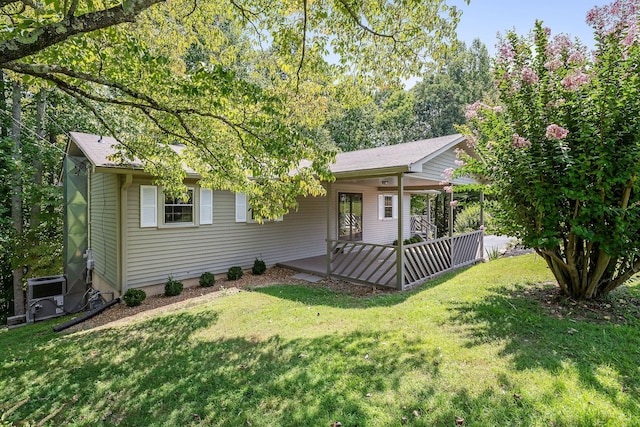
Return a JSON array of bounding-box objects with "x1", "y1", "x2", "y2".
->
[
  {"x1": 456, "y1": 0, "x2": 640, "y2": 299},
  {"x1": 1, "y1": 0, "x2": 465, "y2": 218}
]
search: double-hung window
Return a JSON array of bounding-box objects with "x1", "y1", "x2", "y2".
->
[
  {"x1": 378, "y1": 194, "x2": 398, "y2": 220},
  {"x1": 140, "y1": 185, "x2": 213, "y2": 227},
  {"x1": 164, "y1": 188, "x2": 194, "y2": 224}
]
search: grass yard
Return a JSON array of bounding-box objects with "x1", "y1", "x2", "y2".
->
[{"x1": 1, "y1": 254, "x2": 639, "y2": 426}]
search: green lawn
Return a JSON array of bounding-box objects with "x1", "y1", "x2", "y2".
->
[{"x1": 2, "y1": 254, "x2": 639, "y2": 426}]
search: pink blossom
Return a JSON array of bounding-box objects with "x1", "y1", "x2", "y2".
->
[
  {"x1": 454, "y1": 147, "x2": 465, "y2": 158},
  {"x1": 443, "y1": 186, "x2": 453, "y2": 193},
  {"x1": 479, "y1": 225, "x2": 487, "y2": 231},
  {"x1": 511, "y1": 134, "x2": 531, "y2": 149},
  {"x1": 561, "y1": 71, "x2": 590, "y2": 91},
  {"x1": 438, "y1": 180, "x2": 450, "y2": 186},
  {"x1": 450, "y1": 200, "x2": 459, "y2": 207},
  {"x1": 442, "y1": 168, "x2": 454, "y2": 179},
  {"x1": 622, "y1": 26, "x2": 638, "y2": 46},
  {"x1": 568, "y1": 51, "x2": 584, "y2": 64},
  {"x1": 465, "y1": 101, "x2": 490, "y2": 120},
  {"x1": 521, "y1": 67, "x2": 539, "y2": 84},
  {"x1": 492, "y1": 106, "x2": 503, "y2": 113},
  {"x1": 454, "y1": 160, "x2": 465, "y2": 167},
  {"x1": 546, "y1": 124, "x2": 569, "y2": 140},
  {"x1": 546, "y1": 34, "x2": 574, "y2": 56},
  {"x1": 544, "y1": 59, "x2": 562, "y2": 72},
  {"x1": 497, "y1": 39, "x2": 515, "y2": 60},
  {"x1": 587, "y1": 0, "x2": 639, "y2": 37}
]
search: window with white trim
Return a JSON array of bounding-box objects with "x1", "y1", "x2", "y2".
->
[
  {"x1": 378, "y1": 194, "x2": 398, "y2": 220},
  {"x1": 164, "y1": 188, "x2": 194, "y2": 224},
  {"x1": 139, "y1": 185, "x2": 213, "y2": 228}
]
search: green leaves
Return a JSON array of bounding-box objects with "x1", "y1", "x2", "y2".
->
[{"x1": 458, "y1": 13, "x2": 640, "y2": 298}]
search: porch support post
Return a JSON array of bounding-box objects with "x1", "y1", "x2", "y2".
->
[
  {"x1": 428, "y1": 196, "x2": 433, "y2": 239},
  {"x1": 479, "y1": 190, "x2": 485, "y2": 260},
  {"x1": 326, "y1": 181, "x2": 332, "y2": 277},
  {"x1": 396, "y1": 173, "x2": 404, "y2": 290},
  {"x1": 449, "y1": 190, "x2": 454, "y2": 269},
  {"x1": 448, "y1": 190, "x2": 454, "y2": 238}
]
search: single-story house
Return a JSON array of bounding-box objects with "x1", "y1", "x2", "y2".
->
[{"x1": 62, "y1": 132, "x2": 483, "y2": 311}]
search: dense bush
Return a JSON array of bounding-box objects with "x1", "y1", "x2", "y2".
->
[
  {"x1": 227, "y1": 266, "x2": 244, "y2": 280},
  {"x1": 252, "y1": 259, "x2": 267, "y2": 275},
  {"x1": 199, "y1": 272, "x2": 216, "y2": 287},
  {"x1": 454, "y1": 203, "x2": 494, "y2": 234},
  {"x1": 164, "y1": 276, "x2": 184, "y2": 296},
  {"x1": 122, "y1": 289, "x2": 146, "y2": 307}
]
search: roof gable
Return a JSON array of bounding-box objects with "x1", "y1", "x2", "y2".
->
[{"x1": 331, "y1": 134, "x2": 465, "y2": 175}]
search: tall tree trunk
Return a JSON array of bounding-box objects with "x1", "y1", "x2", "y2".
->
[
  {"x1": 0, "y1": 71, "x2": 6, "y2": 138},
  {"x1": 11, "y1": 82, "x2": 24, "y2": 316},
  {"x1": 31, "y1": 90, "x2": 46, "y2": 223}
]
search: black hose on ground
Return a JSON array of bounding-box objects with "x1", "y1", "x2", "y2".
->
[{"x1": 53, "y1": 298, "x2": 121, "y2": 332}]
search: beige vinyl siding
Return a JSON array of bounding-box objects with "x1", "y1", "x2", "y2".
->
[
  {"x1": 421, "y1": 146, "x2": 475, "y2": 185},
  {"x1": 329, "y1": 182, "x2": 411, "y2": 245},
  {"x1": 90, "y1": 172, "x2": 119, "y2": 289},
  {"x1": 124, "y1": 179, "x2": 327, "y2": 288}
]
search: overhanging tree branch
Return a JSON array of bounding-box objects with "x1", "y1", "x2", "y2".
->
[
  {"x1": 0, "y1": 0, "x2": 165, "y2": 65},
  {"x1": 334, "y1": 0, "x2": 397, "y2": 41}
]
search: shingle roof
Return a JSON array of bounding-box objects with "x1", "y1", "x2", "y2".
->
[
  {"x1": 68, "y1": 131, "x2": 465, "y2": 176},
  {"x1": 331, "y1": 134, "x2": 465, "y2": 174}
]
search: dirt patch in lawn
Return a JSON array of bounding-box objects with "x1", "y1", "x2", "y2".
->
[
  {"x1": 62, "y1": 267, "x2": 397, "y2": 333},
  {"x1": 514, "y1": 281, "x2": 640, "y2": 325}
]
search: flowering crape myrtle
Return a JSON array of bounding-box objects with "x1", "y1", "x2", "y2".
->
[{"x1": 455, "y1": 0, "x2": 640, "y2": 299}]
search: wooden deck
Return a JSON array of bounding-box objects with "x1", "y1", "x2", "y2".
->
[{"x1": 278, "y1": 230, "x2": 484, "y2": 290}]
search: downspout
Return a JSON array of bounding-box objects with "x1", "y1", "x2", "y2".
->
[
  {"x1": 396, "y1": 173, "x2": 404, "y2": 290},
  {"x1": 85, "y1": 165, "x2": 93, "y2": 285},
  {"x1": 120, "y1": 174, "x2": 133, "y2": 295},
  {"x1": 326, "y1": 180, "x2": 332, "y2": 278}
]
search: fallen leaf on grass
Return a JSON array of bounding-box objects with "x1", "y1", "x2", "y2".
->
[{"x1": 455, "y1": 416, "x2": 465, "y2": 425}]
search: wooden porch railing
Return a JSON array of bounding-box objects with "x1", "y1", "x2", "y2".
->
[
  {"x1": 328, "y1": 230, "x2": 483, "y2": 290},
  {"x1": 410, "y1": 215, "x2": 438, "y2": 239},
  {"x1": 404, "y1": 230, "x2": 483, "y2": 287},
  {"x1": 328, "y1": 240, "x2": 398, "y2": 287}
]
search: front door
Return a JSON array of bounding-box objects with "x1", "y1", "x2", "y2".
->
[{"x1": 338, "y1": 193, "x2": 363, "y2": 241}]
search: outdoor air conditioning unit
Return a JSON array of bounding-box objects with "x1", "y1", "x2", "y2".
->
[{"x1": 26, "y1": 275, "x2": 67, "y2": 323}]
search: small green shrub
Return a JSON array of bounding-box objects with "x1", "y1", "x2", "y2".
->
[
  {"x1": 393, "y1": 235, "x2": 424, "y2": 246},
  {"x1": 164, "y1": 276, "x2": 184, "y2": 296},
  {"x1": 122, "y1": 289, "x2": 146, "y2": 307},
  {"x1": 227, "y1": 266, "x2": 243, "y2": 280},
  {"x1": 252, "y1": 259, "x2": 266, "y2": 275},
  {"x1": 485, "y1": 247, "x2": 501, "y2": 261},
  {"x1": 199, "y1": 271, "x2": 216, "y2": 287}
]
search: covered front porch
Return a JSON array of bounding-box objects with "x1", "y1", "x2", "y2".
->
[
  {"x1": 279, "y1": 134, "x2": 485, "y2": 290},
  {"x1": 279, "y1": 230, "x2": 483, "y2": 289}
]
